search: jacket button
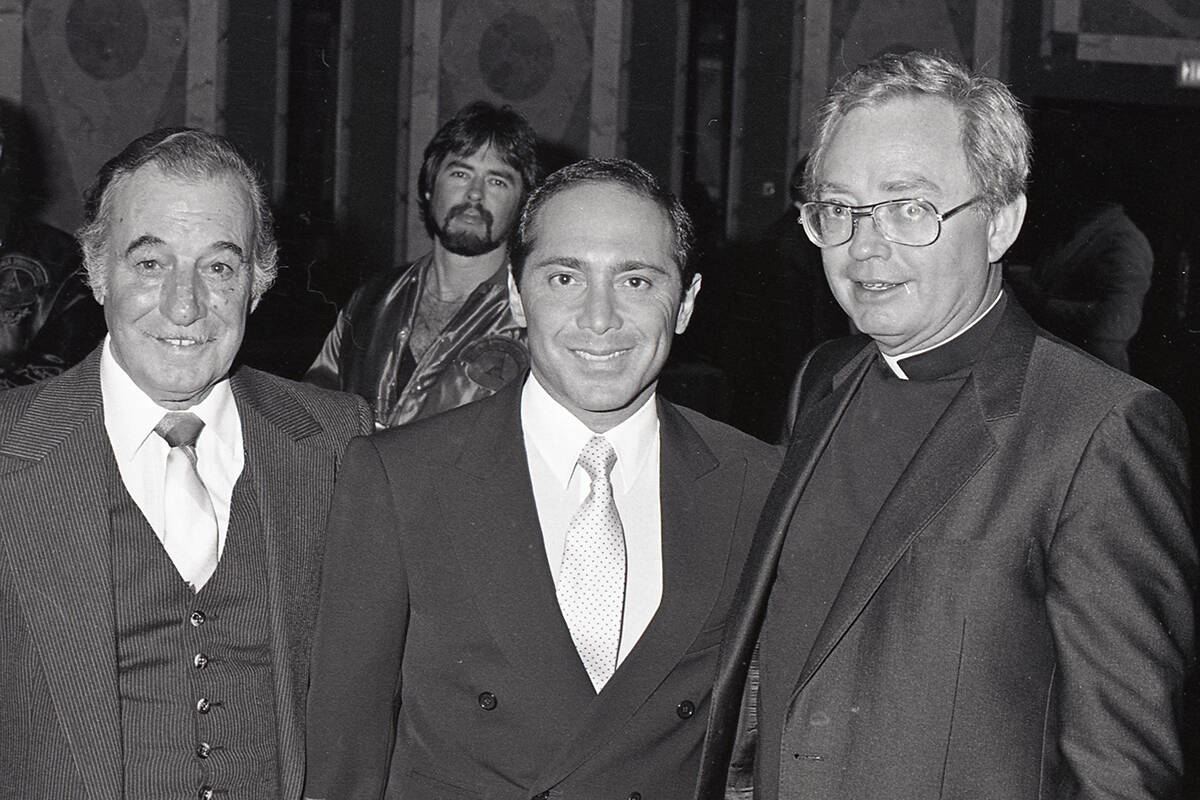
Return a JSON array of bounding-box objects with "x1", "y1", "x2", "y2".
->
[
  {"x1": 676, "y1": 700, "x2": 695, "y2": 719},
  {"x1": 190, "y1": 611, "x2": 206, "y2": 627},
  {"x1": 478, "y1": 691, "x2": 497, "y2": 711},
  {"x1": 194, "y1": 653, "x2": 209, "y2": 669},
  {"x1": 196, "y1": 698, "x2": 211, "y2": 714}
]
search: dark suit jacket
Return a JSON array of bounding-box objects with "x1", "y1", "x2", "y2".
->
[
  {"x1": 697, "y1": 300, "x2": 1196, "y2": 800},
  {"x1": 0, "y1": 348, "x2": 371, "y2": 800},
  {"x1": 305, "y1": 381, "x2": 779, "y2": 800}
]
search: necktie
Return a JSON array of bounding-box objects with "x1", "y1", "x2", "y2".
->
[
  {"x1": 558, "y1": 435, "x2": 627, "y2": 691},
  {"x1": 154, "y1": 411, "x2": 219, "y2": 592}
]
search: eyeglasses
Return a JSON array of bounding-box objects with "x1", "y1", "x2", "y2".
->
[{"x1": 799, "y1": 197, "x2": 980, "y2": 248}]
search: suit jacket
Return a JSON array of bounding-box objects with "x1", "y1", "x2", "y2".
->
[
  {"x1": 0, "y1": 348, "x2": 371, "y2": 800},
  {"x1": 305, "y1": 381, "x2": 780, "y2": 800},
  {"x1": 697, "y1": 300, "x2": 1196, "y2": 800}
]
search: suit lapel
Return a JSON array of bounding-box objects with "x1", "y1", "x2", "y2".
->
[
  {"x1": 439, "y1": 386, "x2": 598, "y2": 708},
  {"x1": 536, "y1": 400, "x2": 748, "y2": 787},
  {"x1": 0, "y1": 350, "x2": 124, "y2": 798},
  {"x1": 791, "y1": 301, "x2": 1034, "y2": 696},
  {"x1": 230, "y1": 367, "x2": 329, "y2": 800}
]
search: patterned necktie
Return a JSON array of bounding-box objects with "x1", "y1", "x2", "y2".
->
[
  {"x1": 558, "y1": 435, "x2": 627, "y2": 692},
  {"x1": 154, "y1": 411, "x2": 219, "y2": 592}
]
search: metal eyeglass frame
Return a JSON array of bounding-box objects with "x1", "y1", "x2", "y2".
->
[{"x1": 799, "y1": 196, "x2": 980, "y2": 248}]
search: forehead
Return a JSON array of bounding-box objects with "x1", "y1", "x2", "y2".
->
[
  {"x1": 107, "y1": 164, "x2": 254, "y2": 243},
  {"x1": 817, "y1": 95, "x2": 971, "y2": 198},
  {"x1": 529, "y1": 181, "x2": 677, "y2": 269}
]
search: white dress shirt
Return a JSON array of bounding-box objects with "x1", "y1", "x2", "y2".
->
[
  {"x1": 521, "y1": 374, "x2": 663, "y2": 666},
  {"x1": 100, "y1": 336, "x2": 244, "y2": 557}
]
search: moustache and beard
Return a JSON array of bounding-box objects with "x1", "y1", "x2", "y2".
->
[{"x1": 436, "y1": 202, "x2": 509, "y2": 257}]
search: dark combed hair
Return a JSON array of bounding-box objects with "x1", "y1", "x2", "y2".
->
[
  {"x1": 417, "y1": 100, "x2": 539, "y2": 237},
  {"x1": 509, "y1": 158, "x2": 696, "y2": 293},
  {"x1": 77, "y1": 127, "x2": 278, "y2": 304}
]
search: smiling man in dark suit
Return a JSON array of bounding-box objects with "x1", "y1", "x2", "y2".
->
[
  {"x1": 696, "y1": 51, "x2": 1196, "y2": 800},
  {"x1": 305, "y1": 158, "x2": 778, "y2": 799},
  {"x1": 0, "y1": 128, "x2": 370, "y2": 800}
]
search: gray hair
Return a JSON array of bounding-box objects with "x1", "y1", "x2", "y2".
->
[
  {"x1": 77, "y1": 127, "x2": 278, "y2": 304},
  {"x1": 804, "y1": 51, "x2": 1031, "y2": 217}
]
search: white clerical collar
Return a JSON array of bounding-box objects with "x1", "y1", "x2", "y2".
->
[
  {"x1": 880, "y1": 286, "x2": 1004, "y2": 380},
  {"x1": 520, "y1": 372, "x2": 659, "y2": 494},
  {"x1": 99, "y1": 335, "x2": 241, "y2": 464}
]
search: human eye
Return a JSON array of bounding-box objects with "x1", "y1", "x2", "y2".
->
[
  {"x1": 205, "y1": 260, "x2": 236, "y2": 277},
  {"x1": 134, "y1": 258, "x2": 161, "y2": 272},
  {"x1": 895, "y1": 200, "x2": 932, "y2": 222},
  {"x1": 488, "y1": 176, "x2": 511, "y2": 189},
  {"x1": 818, "y1": 202, "x2": 849, "y2": 220},
  {"x1": 549, "y1": 272, "x2": 580, "y2": 287},
  {"x1": 621, "y1": 273, "x2": 655, "y2": 290}
]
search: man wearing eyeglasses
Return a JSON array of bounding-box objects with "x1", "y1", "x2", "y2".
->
[{"x1": 695, "y1": 51, "x2": 1195, "y2": 800}]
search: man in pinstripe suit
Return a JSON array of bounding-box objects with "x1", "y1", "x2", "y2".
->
[{"x1": 0, "y1": 129, "x2": 370, "y2": 800}]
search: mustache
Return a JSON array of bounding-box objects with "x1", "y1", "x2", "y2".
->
[{"x1": 444, "y1": 202, "x2": 494, "y2": 227}]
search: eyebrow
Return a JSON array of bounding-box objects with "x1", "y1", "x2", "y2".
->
[
  {"x1": 530, "y1": 256, "x2": 675, "y2": 277},
  {"x1": 124, "y1": 234, "x2": 246, "y2": 260},
  {"x1": 443, "y1": 158, "x2": 518, "y2": 182},
  {"x1": 814, "y1": 175, "x2": 944, "y2": 200}
]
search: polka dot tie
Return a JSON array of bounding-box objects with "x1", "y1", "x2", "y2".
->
[
  {"x1": 558, "y1": 435, "x2": 627, "y2": 692},
  {"x1": 155, "y1": 411, "x2": 219, "y2": 592}
]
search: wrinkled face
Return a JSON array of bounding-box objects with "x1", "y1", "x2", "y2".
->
[
  {"x1": 814, "y1": 95, "x2": 1023, "y2": 354},
  {"x1": 431, "y1": 144, "x2": 523, "y2": 256},
  {"x1": 99, "y1": 164, "x2": 255, "y2": 408},
  {"x1": 510, "y1": 181, "x2": 700, "y2": 432}
]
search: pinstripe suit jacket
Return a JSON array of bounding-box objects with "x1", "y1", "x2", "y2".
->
[{"x1": 0, "y1": 348, "x2": 371, "y2": 800}]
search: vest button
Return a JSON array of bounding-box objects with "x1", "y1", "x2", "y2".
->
[
  {"x1": 194, "y1": 653, "x2": 209, "y2": 669},
  {"x1": 190, "y1": 611, "x2": 206, "y2": 627},
  {"x1": 478, "y1": 691, "x2": 497, "y2": 710},
  {"x1": 198, "y1": 787, "x2": 214, "y2": 800},
  {"x1": 676, "y1": 699, "x2": 696, "y2": 719},
  {"x1": 196, "y1": 698, "x2": 211, "y2": 714},
  {"x1": 196, "y1": 742, "x2": 212, "y2": 759},
  {"x1": 629, "y1": 793, "x2": 642, "y2": 800}
]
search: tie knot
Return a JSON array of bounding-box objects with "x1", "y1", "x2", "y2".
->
[
  {"x1": 155, "y1": 411, "x2": 205, "y2": 449},
  {"x1": 577, "y1": 435, "x2": 617, "y2": 482}
]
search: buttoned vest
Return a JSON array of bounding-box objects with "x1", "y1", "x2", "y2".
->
[{"x1": 112, "y1": 465, "x2": 280, "y2": 799}]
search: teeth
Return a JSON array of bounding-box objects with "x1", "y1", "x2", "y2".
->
[
  {"x1": 574, "y1": 349, "x2": 625, "y2": 361},
  {"x1": 859, "y1": 281, "x2": 901, "y2": 291},
  {"x1": 161, "y1": 337, "x2": 204, "y2": 346}
]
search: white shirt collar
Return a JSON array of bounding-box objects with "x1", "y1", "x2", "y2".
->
[
  {"x1": 880, "y1": 283, "x2": 1004, "y2": 380},
  {"x1": 520, "y1": 373, "x2": 659, "y2": 494},
  {"x1": 100, "y1": 335, "x2": 240, "y2": 463}
]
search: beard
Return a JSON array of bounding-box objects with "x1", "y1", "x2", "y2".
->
[{"x1": 437, "y1": 202, "x2": 506, "y2": 257}]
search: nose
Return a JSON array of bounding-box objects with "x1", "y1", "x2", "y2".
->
[
  {"x1": 466, "y1": 174, "x2": 484, "y2": 201},
  {"x1": 578, "y1": 281, "x2": 620, "y2": 334},
  {"x1": 160, "y1": 264, "x2": 206, "y2": 326},
  {"x1": 846, "y1": 211, "x2": 891, "y2": 261}
]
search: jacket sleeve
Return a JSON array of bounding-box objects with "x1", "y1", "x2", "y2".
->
[
  {"x1": 304, "y1": 309, "x2": 350, "y2": 391},
  {"x1": 305, "y1": 436, "x2": 409, "y2": 800},
  {"x1": 1047, "y1": 388, "x2": 1196, "y2": 799}
]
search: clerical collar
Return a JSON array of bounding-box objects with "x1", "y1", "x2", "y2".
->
[{"x1": 881, "y1": 291, "x2": 1007, "y2": 381}]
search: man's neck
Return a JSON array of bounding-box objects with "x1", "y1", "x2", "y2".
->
[{"x1": 429, "y1": 241, "x2": 508, "y2": 300}]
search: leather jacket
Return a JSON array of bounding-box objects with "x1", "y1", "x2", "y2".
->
[{"x1": 305, "y1": 254, "x2": 527, "y2": 429}]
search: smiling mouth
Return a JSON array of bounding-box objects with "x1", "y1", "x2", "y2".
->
[
  {"x1": 155, "y1": 335, "x2": 214, "y2": 347},
  {"x1": 856, "y1": 280, "x2": 906, "y2": 291},
  {"x1": 571, "y1": 347, "x2": 631, "y2": 362}
]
